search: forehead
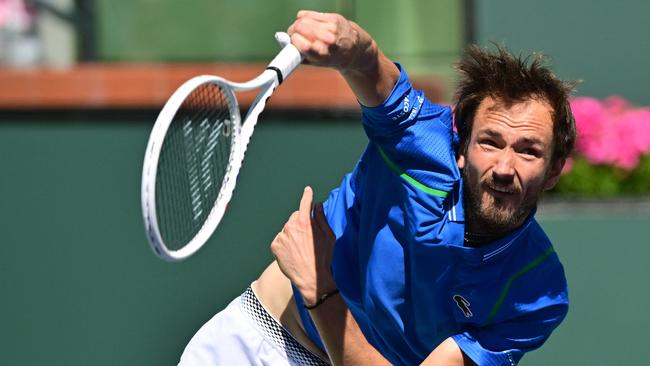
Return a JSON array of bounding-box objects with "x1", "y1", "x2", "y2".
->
[{"x1": 473, "y1": 96, "x2": 554, "y2": 143}]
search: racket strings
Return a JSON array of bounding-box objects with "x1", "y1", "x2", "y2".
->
[{"x1": 156, "y1": 83, "x2": 235, "y2": 250}]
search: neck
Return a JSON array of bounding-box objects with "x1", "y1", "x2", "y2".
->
[
  {"x1": 463, "y1": 211, "x2": 532, "y2": 248},
  {"x1": 463, "y1": 227, "x2": 505, "y2": 248}
]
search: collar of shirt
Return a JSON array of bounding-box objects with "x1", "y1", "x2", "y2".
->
[{"x1": 448, "y1": 180, "x2": 537, "y2": 264}]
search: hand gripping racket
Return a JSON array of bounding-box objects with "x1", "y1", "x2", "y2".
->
[{"x1": 141, "y1": 32, "x2": 302, "y2": 261}]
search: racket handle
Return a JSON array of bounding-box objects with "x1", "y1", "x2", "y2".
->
[
  {"x1": 274, "y1": 32, "x2": 291, "y2": 48},
  {"x1": 267, "y1": 33, "x2": 303, "y2": 84}
]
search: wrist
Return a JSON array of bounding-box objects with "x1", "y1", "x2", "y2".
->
[
  {"x1": 303, "y1": 288, "x2": 340, "y2": 310},
  {"x1": 297, "y1": 276, "x2": 337, "y2": 306},
  {"x1": 339, "y1": 22, "x2": 379, "y2": 74}
]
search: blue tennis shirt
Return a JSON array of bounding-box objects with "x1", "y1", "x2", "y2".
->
[{"x1": 293, "y1": 65, "x2": 568, "y2": 366}]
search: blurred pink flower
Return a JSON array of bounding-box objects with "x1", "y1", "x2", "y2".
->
[
  {"x1": 569, "y1": 96, "x2": 650, "y2": 171},
  {"x1": 0, "y1": 0, "x2": 33, "y2": 30},
  {"x1": 622, "y1": 108, "x2": 650, "y2": 154}
]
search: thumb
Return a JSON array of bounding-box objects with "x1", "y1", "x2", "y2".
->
[{"x1": 298, "y1": 186, "x2": 313, "y2": 224}]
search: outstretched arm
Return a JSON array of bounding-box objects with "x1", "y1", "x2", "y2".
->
[{"x1": 287, "y1": 10, "x2": 399, "y2": 107}]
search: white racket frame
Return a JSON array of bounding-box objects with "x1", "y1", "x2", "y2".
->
[{"x1": 142, "y1": 34, "x2": 302, "y2": 261}]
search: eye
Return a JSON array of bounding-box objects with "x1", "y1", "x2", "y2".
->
[
  {"x1": 519, "y1": 148, "x2": 542, "y2": 158},
  {"x1": 479, "y1": 139, "x2": 499, "y2": 149}
]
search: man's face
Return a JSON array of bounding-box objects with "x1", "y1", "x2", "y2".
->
[{"x1": 458, "y1": 96, "x2": 563, "y2": 234}]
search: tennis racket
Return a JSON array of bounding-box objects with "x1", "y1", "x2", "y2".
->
[{"x1": 141, "y1": 32, "x2": 302, "y2": 262}]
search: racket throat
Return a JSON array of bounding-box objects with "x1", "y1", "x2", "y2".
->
[{"x1": 265, "y1": 66, "x2": 284, "y2": 84}]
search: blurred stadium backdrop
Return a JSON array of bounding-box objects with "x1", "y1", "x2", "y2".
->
[{"x1": 0, "y1": 1, "x2": 648, "y2": 365}]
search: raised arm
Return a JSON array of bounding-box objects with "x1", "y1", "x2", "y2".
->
[{"x1": 287, "y1": 10, "x2": 399, "y2": 107}]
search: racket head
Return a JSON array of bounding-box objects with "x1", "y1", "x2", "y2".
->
[{"x1": 142, "y1": 75, "x2": 242, "y2": 261}]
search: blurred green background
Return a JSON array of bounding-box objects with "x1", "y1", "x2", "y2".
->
[
  {"x1": 2, "y1": 0, "x2": 649, "y2": 365},
  {"x1": 94, "y1": 0, "x2": 650, "y2": 104}
]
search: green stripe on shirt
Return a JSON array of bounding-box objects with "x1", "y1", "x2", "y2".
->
[
  {"x1": 485, "y1": 247, "x2": 556, "y2": 325},
  {"x1": 376, "y1": 146, "x2": 448, "y2": 198}
]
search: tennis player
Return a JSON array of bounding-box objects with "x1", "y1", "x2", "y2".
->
[{"x1": 180, "y1": 10, "x2": 575, "y2": 366}]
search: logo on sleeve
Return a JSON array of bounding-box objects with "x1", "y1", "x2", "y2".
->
[{"x1": 453, "y1": 295, "x2": 473, "y2": 318}]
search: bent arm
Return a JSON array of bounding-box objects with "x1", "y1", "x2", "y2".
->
[
  {"x1": 309, "y1": 296, "x2": 475, "y2": 366},
  {"x1": 339, "y1": 48, "x2": 400, "y2": 108},
  {"x1": 288, "y1": 10, "x2": 400, "y2": 107},
  {"x1": 307, "y1": 293, "x2": 391, "y2": 365},
  {"x1": 271, "y1": 187, "x2": 474, "y2": 366}
]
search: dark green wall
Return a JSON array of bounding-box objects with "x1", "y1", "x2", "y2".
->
[
  {"x1": 475, "y1": 0, "x2": 650, "y2": 105},
  {"x1": 97, "y1": 0, "x2": 650, "y2": 105},
  {"x1": 1, "y1": 118, "x2": 648, "y2": 365},
  {"x1": 97, "y1": 0, "x2": 339, "y2": 62},
  {"x1": 96, "y1": 0, "x2": 463, "y2": 79},
  {"x1": 530, "y1": 215, "x2": 650, "y2": 365},
  {"x1": 0, "y1": 119, "x2": 368, "y2": 365}
]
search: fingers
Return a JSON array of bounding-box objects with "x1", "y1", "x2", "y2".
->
[
  {"x1": 289, "y1": 22, "x2": 335, "y2": 59},
  {"x1": 288, "y1": 10, "x2": 343, "y2": 63},
  {"x1": 293, "y1": 33, "x2": 331, "y2": 58},
  {"x1": 290, "y1": 32, "x2": 327, "y2": 59},
  {"x1": 270, "y1": 231, "x2": 285, "y2": 257},
  {"x1": 298, "y1": 186, "x2": 313, "y2": 224},
  {"x1": 290, "y1": 16, "x2": 337, "y2": 43},
  {"x1": 297, "y1": 10, "x2": 337, "y2": 22}
]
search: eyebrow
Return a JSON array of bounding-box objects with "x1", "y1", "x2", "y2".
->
[
  {"x1": 479, "y1": 129, "x2": 544, "y2": 145},
  {"x1": 519, "y1": 136, "x2": 544, "y2": 145}
]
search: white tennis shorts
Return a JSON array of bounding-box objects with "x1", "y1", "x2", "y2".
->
[{"x1": 178, "y1": 287, "x2": 330, "y2": 366}]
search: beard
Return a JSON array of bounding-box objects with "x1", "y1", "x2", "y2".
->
[{"x1": 461, "y1": 167, "x2": 542, "y2": 237}]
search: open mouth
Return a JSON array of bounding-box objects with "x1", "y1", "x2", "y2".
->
[{"x1": 487, "y1": 185, "x2": 516, "y2": 195}]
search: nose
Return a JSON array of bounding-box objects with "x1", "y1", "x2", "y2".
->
[{"x1": 492, "y1": 150, "x2": 515, "y2": 183}]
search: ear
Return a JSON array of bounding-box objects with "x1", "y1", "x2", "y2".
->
[
  {"x1": 456, "y1": 144, "x2": 467, "y2": 170},
  {"x1": 457, "y1": 154, "x2": 466, "y2": 169},
  {"x1": 544, "y1": 159, "x2": 565, "y2": 190}
]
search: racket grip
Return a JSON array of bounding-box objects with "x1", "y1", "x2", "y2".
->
[
  {"x1": 267, "y1": 35, "x2": 303, "y2": 83},
  {"x1": 274, "y1": 32, "x2": 291, "y2": 48}
]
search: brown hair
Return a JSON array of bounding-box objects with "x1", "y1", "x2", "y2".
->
[{"x1": 453, "y1": 44, "x2": 577, "y2": 163}]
